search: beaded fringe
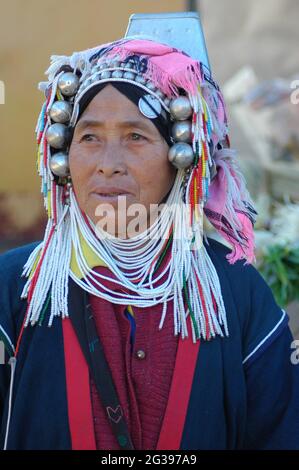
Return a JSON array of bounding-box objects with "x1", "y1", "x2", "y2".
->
[{"x1": 21, "y1": 201, "x2": 228, "y2": 342}]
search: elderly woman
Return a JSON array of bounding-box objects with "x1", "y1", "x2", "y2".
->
[{"x1": 0, "y1": 16, "x2": 299, "y2": 451}]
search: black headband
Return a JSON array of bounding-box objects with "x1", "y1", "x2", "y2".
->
[{"x1": 76, "y1": 81, "x2": 172, "y2": 146}]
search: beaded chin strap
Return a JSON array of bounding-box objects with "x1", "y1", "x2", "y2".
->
[{"x1": 20, "y1": 37, "x2": 256, "y2": 342}]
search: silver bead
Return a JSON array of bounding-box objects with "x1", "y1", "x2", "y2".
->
[
  {"x1": 58, "y1": 72, "x2": 79, "y2": 97},
  {"x1": 123, "y1": 71, "x2": 135, "y2": 80},
  {"x1": 171, "y1": 120, "x2": 192, "y2": 143},
  {"x1": 46, "y1": 123, "x2": 69, "y2": 149},
  {"x1": 49, "y1": 101, "x2": 72, "y2": 124},
  {"x1": 169, "y1": 96, "x2": 193, "y2": 121},
  {"x1": 135, "y1": 75, "x2": 146, "y2": 84},
  {"x1": 99, "y1": 62, "x2": 108, "y2": 70},
  {"x1": 100, "y1": 70, "x2": 111, "y2": 79},
  {"x1": 136, "y1": 349, "x2": 146, "y2": 360},
  {"x1": 168, "y1": 143, "x2": 194, "y2": 169},
  {"x1": 111, "y1": 70, "x2": 123, "y2": 78},
  {"x1": 49, "y1": 152, "x2": 70, "y2": 177}
]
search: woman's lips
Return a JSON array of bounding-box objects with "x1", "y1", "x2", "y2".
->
[{"x1": 92, "y1": 188, "x2": 132, "y2": 202}]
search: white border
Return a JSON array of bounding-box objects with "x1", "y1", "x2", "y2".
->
[
  {"x1": 242, "y1": 309, "x2": 287, "y2": 365},
  {"x1": 0, "y1": 324, "x2": 15, "y2": 355}
]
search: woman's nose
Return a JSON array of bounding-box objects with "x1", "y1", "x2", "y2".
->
[{"x1": 96, "y1": 141, "x2": 127, "y2": 177}]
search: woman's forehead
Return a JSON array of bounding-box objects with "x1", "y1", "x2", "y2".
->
[
  {"x1": 79, "y1": 91, "x2": 151, "y2": 123},
  {"x1": 75, "y1": 85, "x2": 165, "y2": 135},
  {"x1": 82, "y1": 84, "x2": 140, "y2": 111}
]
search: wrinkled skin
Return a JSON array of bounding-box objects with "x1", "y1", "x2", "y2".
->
[{"x1": 69, "y1": 85, "x2": 176, "y2": 238}]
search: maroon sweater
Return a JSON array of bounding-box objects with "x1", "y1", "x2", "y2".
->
[{"x1": 89, "y1": 285, "x2": 179, "y2": 450}]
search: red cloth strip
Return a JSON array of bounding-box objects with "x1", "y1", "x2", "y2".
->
[
  {"x1": 156, "y1": 316, "x2": 200, "y2": 450},
  {"x1": 62, "y1": 318, "x2": 97, "y2": 450}
]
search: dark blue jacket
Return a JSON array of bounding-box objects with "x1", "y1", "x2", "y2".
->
[{"x1": 0, "y1": 239, "x2": 298, "y2": 449}]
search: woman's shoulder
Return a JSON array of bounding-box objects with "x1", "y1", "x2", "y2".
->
[
  {"x1": 0, "y1": 241, "x2": 41, "y2": 277},
  {"x1": 205, "y1": 237, "x2": 289, "y2": 367},
  {"x1": 0, "y1": 242, "x2": 41, "y2": 357},
  {"x1": 205, "y1": 236, "x2": 271, "y2": 294}
]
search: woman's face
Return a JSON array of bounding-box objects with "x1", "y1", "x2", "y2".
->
[{"x1": 69, "y1": 84, "x2": 177, "y2": 237}]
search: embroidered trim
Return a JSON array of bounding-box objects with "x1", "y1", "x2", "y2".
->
[{"x1": 242, "y1": 309, "x2": 287, "y2": 366}]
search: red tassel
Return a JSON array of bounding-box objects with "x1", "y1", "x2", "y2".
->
[
  {"x1": 189, "y1": 172, "x2": 195, "y2": 226},
  {"x1": 37, "y1": 131, "x2": 43, "y2": 145},
  {"x1": 43, "y1": 136, "x2": 48, "y2": 167}
]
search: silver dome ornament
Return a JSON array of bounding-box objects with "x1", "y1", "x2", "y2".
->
[
  {"x1": 171, "y1": 120, "x2": 192, "y2": 143},
  {"x1": 139, "y1": 94, "x2": 162, "y2": 119},
  {"x1": 46, "y1": 123, "x2": 69, "y2": 149},
  {"x1": 58, "y1": 72, "x2": 79, "y2": 97},
  {"x1": 49, "y1": 101, "x2": 73, "y2": 124},
  {"x1": 49, "y1": 152, "x2": 70, "y2": 177},
  {"x1": 169, "y1": 96, "x2": 193, "y2": 121},
  {"x1": 111, "y1": 70, "x2": 123, "y2": 78},
  {"x1": 168, "y1": 142, "x2": 194, "y2": 169}
]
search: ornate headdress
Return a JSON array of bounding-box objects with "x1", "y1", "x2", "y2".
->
[{"x1": 21, "y1": 13, "x2": 256, "y2": 342}]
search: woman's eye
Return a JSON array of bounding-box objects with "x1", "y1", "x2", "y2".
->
[
  {"x1": 81, "y1": 134, "x2": 97, "y2": 142},
  {"x1": 130, "y1": 132, "x2": 145, "y2": 141}
]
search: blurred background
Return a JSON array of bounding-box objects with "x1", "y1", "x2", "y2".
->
[{"x1": 0, "y1": 0, "x2": 298, "y2": 332}]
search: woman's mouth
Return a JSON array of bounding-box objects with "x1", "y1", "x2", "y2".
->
[{"x1": 92, "y1": 192, "x2": 131, "y2": 201}]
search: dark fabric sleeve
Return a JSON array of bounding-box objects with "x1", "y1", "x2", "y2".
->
[
  {"x1": 230, "y1": 248, "x2": 299, "y2": 448},
  {"x1": 240, "y1": 262, "x2": 289, "y2": 367},
  {"x1": 0, "y1": 242, "x2": 40, "y2": 430},
  {"x1": 205, "y1": 238, "x2": 299, "y2": 449},
  {"x1": 244, "y1": 325, "x2": 299, "y2": 449},
  {"x1": 205, "y1": 238, "x2": 288, "y2": 363},
  {"x1": 0, "y1": 364, "x2": 10, "y2": 436},
  {"x1": 230, "y1": 253, "x2": 299, "y2": 449}
]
